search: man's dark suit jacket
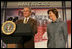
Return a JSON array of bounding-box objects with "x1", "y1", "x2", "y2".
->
[{"x1": 15, "y1": 17, "x2": 37, "y2": 48}]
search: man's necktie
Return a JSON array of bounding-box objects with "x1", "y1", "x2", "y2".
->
[{"x1": 25, "y1": 18, "x2": 27, "y2": 23}]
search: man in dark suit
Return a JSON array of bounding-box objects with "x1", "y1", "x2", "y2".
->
[{"x1": 15, "y1": 7, "x2": 37, "y2": 48}]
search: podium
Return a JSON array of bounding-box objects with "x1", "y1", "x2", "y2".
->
[{"x1": 1, "y1": 23, "x2": 34, "y2": 44}]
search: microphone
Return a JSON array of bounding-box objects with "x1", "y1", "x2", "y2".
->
[
  {"x1": 13, "y1": 17, "x2": 18, "y2": 22},
  {"x1": 7, "y1": 17, "x2": 13, "y2": 21}
]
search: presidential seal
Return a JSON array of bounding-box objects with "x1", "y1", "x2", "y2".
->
[{"x1": 1, "y1": 21, "x2": 16, "y2": 35}]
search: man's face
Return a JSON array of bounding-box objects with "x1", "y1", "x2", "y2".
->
[{"x1": 23, "y1": 7, "x2": 31, "y2": 17}]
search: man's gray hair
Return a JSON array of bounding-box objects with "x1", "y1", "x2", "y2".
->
[{"x1": 23, "y1": 6, "x2": 32, "y2": 12}]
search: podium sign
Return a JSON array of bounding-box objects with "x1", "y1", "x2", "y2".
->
[
  {"x1": 1, "y1": 21, "x2": 16, "y2": 35},
  {"x1": 1, "y1": 22, "x2": 33, "y2": 44}
]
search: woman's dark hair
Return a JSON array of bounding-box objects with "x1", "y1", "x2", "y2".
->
[{"x1": 47, "y1": 8, "x2": 59, "y2": 18}]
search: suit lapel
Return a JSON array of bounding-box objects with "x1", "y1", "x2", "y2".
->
[
  {"x1": 22, "y1": 19, "x2": 24, "y2": 23},
  {"x1": 27, "y1": 17, "x2": 32, "y2": 23}
]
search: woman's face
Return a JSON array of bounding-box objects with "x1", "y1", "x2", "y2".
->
[{"x1": 49, "y1": 11, "x2": 56, "y2": 20}]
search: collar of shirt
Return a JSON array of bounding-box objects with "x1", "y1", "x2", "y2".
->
[
  {"x1": 24, "y1": 16, "x2": 30, "y2": 22},
  {"x1": 52, "y1": 19, "x2": 60, "y2": 23}
]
